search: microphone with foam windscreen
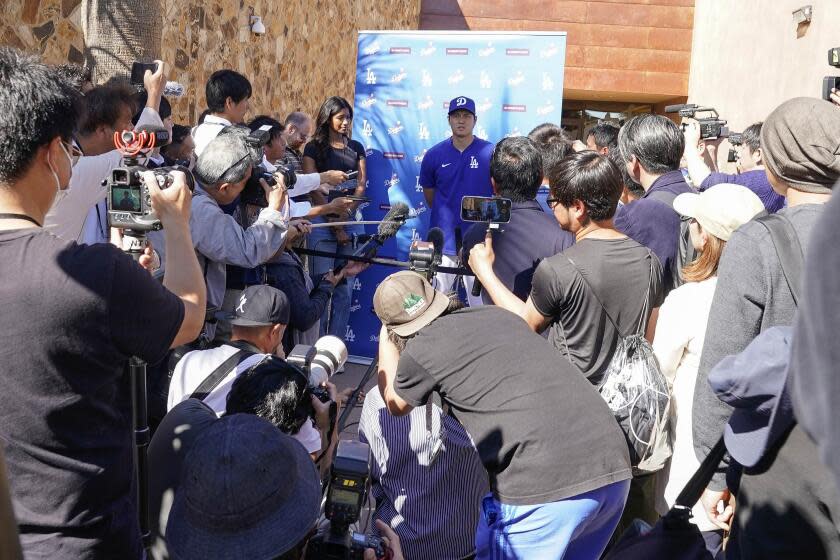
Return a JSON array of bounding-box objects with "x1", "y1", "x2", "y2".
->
[
  {"x1": 426, "y1": 227, "x2": 444, "y2": 265},
  {"x1": 332, "y1": 202, "x2": 409, "y2": 275}
]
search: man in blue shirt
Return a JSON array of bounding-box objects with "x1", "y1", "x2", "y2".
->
[
  {"x1": 683, "y1": 120, "x2": 785, "y2": 213},
  {"x1": 462, "y1": 136, "x2": 573, "y2": 305},
  {"x1": 420, "y1": 96, "x2": 494, "y2": 293},
  {"x1": 615, "y1": 114, "x2": 693, "y2": 293}
]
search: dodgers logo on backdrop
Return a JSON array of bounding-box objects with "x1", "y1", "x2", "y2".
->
[
  {"x1": 391, "y1": 68, "x2": 407, "y2": 83},
  {"x1": 542, "y1": 73, "x2": 554, "y2": 91},
  {"x1": 480, "y1": 71, "x2": 492, "y2": 89},
  {"x1": 415, "y1": 175, "x2": 423, "y2": 192},
  {"x1": 420, "y1": 42, "x2": 436, "y2": 56},
  {"x1": 418, "y1": 122, "x2": 430, "y2": 140},
  {"x1": 474, "y1": 125, "x2": 488, "y2": 140},
  {"x1": 418, "y1": 95, "x2": 434, "y2": 110},
  {"x1": 369, "y1": 334, "x2": 379, "y2": 343},
  {"x1": 363, "y1": 41, "x2": 381, "y2": 55},
  {"x1": 366, "y1": 69, "x2": 377, "y2": 85},
  {"x1": 479, "y1": 42, "x2": 495, "y2": 57},
  {"x1": 349, "y1": 299, "x2": 362, "y2": 313},
  {"x1": 540, "y1": 42, "x2": 560, "y2": 58},
  {"x1": 507, "y1": 71, "x2": 525, "y2": 86},
  {"x1": 505, "y1": 127, "x2": 522, "y2": 138},
  {"x1": 353, "y1": 278, "x2": 362, "y2": 291},
  {"x1": 476, "y1": 98, "x2": 492, "y2": 113},
  {"x1": 388, "y1": 121, "x2": 405, "y2": 136},
  {"x1": 448, "y1": 69, "x2": 464, "y2": 85},
  {"x1": 421, "y1": 69, "x2": 433, "y2": 88},
  {"x1": 385, "y1": 173, "x2": 400, "y2": 188},
  {"x1": 409, "y1": 228, "x2": 421, "y2": 242},
  {"x1": 362, "y1": 119, "x2": 373, "y2": 137},
  {"x1": 414, "y1": 149, "x2": 428, "y2": 163},
  {"x1": 361, "y1": 93, "x2": 377, "y2": 108},
  {"x1": 345, "y1": 326, "x2": 356, "y2": 343},
  {"x1": 537, "y1": 100, "x2": 556, "y2": 116}
]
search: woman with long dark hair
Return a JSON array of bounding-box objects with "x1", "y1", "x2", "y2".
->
[{"x1": 302, "y1": 96, "x2": 367, "y2": 341}]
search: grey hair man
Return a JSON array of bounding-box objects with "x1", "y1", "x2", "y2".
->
[
  {"x1": 615, "y1": 114, "x2": 693, "y2": 294},
  {"x1": 190, "y1": 126, "x2": 289, "y2": 341}
]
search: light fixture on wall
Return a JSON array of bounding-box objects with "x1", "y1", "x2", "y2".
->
[
  {"x1": 792, "y1": 5, "x2": 813, "y2": 25},
  {"x1": 248, "y1": 7, "x2": 266, "y2": 36}
]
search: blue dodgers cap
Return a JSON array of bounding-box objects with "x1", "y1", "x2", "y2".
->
[
  {"x1": 707, "y1": 326, "x2": 795, "y2": 468},
  {"x1": 448, "y1": 96, "x2": 476, "y2": 116}
]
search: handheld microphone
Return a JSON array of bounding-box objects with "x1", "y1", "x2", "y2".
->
[{"x1": 333, "y1": 202, "x2": 409, "y2": 275}]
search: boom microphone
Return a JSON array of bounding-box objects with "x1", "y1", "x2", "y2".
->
[{"x1": 333, "y1": 202, "x2": 409, "y2": 275}]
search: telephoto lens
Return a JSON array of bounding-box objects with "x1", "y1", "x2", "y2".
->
[{"x1": 309, "y1": 336, "x2": 349, "y2": 386}]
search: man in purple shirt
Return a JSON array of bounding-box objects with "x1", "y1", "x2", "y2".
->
[
  {"x1": 420, "y1": 96, "x2": 494, "y2": 293},
  {"x1": 615, "y1": 114, "x2": 693, "y2": 293},
  {"x1": 683, "y1": 121, "x2": 785, "y2": 213}
]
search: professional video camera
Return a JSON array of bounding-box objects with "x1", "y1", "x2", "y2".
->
[
  {"x1": 664, "y1": 104, "x2": 729, "y2": 140},
  {"x1": 239, "y1": 124, "x2": 297, "y2": 207},
  {"x1": 306, "y1": 440, "x2": 386, "y2": 559},
  {"x1": 105, "y1": 127, "x2": 195, "y2": 232},
  {"x1": 287, "y1": 335, "x2": 349, "y2": 404},
  {"x1": 822, "y1": 47, "x2": 840, "y2": 101}
]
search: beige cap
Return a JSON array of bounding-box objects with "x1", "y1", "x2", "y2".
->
[
  {"x1": 373, "y1": 271, "x2": 450, "y2": 337},
  {"x1": 673, "y1": 184, "x2": 765, "y2": 241}
]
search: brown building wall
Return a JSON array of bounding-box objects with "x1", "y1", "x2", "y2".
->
[
  {"x1": 420, "y1": 0, "x2": 694, "y2": 104},
  {"x1": 2, "y1": 0, "x2": 421, "y2": 124}
]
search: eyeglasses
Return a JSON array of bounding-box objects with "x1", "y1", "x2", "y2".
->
[{"x1": 546, "y1": 197, "x2": 561, "y2": 209}]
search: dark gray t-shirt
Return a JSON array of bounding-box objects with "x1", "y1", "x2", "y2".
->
[
  {"x1": 394, "y1": 306, "x2": 632, "y2": 505},
  {"x1": 530, "y1": 237, "x2": 664, "y2": 385}
]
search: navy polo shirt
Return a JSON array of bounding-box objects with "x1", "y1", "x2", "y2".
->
[
  {"x1": 701, "y1": 169, "x2": 785, "y2": 214},
  {"x1": 462, "y1": 200, "x2": 574, "y2": 304},
  {"x1": 614, "y1": 170, "x2": 693, "y2": 291},
  {"x1": 420, "y1": 137, "x2": 494, "y2": 255}
]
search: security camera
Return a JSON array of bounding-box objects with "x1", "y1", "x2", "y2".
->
[{"x1": 250, "y1": 15, "x2": 266, "y2": 36}]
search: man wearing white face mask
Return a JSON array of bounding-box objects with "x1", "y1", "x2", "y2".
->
[
  {"x1": 0, "y1": 47, "x2": 206, "y2": 559},
  {"x1": 43, "y1": 60, "x2": 169, "y2": 244}
]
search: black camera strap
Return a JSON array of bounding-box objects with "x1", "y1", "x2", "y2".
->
[{"x1": 188, "y1": 340, "x2": 261, "y2": 401}]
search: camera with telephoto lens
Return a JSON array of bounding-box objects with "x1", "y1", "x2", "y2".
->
[
  {"x1": 665, "y1": 104, "x2": 729, "y2": 140},
  {"x1": 106, "y1": 128, "x2": 195, "y2": 231},
  {"x1": 240, "y1": 125, "x2": 297, "y2": 206},
  {"x1": 287, "y1": 335, "x2": 348, "y2": 404},
  {"x1": 305, "y1": 441, "x2": 386, "y2": 560}
]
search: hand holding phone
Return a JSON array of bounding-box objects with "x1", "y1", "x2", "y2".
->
[{"x1": 345, "y1": 170, "x2": 359, "y2": 180}]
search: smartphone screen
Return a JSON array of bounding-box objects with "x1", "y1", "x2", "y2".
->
[
  {"x1": 130, "y1": 62, "x2": 158, "y2": 85},
  {"x1": 461, "y1": 196, "x2": 512, "y2": 223}
]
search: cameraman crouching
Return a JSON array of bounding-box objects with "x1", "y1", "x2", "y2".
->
[
  {"x1": 0, "y1": 47, "x2": 206, "y2": 558},
  {"x1": 190, "y1": 127, "x2": 290, "y2": 341}
]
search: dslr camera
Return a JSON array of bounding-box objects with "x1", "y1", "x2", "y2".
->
[
  {"x1": 665, "y1": 104, "x2": 729, "y2": 140},
  {"x1": 106, "y1": 128, "x2": 195, "y2": 231},
  {"x1": 305, "y1": 441, "x2": 386, "y2": 560},
  {"x1": 239, "y1": 125, "x2": 297, "y2": 207}
]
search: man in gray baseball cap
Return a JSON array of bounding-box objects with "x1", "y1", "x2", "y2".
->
[{"x1": 692, "y1": 96, "x2": 840, "y2": 551}]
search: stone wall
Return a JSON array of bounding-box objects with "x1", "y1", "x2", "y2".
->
[{"x1": 2, "y1": 0, "x2": 422, "y2": 124}]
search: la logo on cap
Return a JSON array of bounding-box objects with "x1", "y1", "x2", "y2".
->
[{"x1": 403, "y1": 293, "x2": 425, "y2": 316}]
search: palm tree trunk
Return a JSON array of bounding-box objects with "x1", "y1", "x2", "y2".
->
[{"x1": 81, "y1": 0, "x2": 162, "y2": 84}]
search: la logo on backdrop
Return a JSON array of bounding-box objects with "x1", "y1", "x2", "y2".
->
[{"x1": 348, "y1": 30, "x2": 567, "y2": 358}]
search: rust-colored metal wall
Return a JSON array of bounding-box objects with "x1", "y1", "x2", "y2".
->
[{"x1": 420, "y1": 0, "x2": 693, "y2": 104}]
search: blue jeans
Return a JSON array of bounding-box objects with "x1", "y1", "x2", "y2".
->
[
  {"x1": 308, "y1": 221, "x2": 365, "y2": 339},
  {"x1": 475, "y1": 479, "x2": 630, "y2": 560}
]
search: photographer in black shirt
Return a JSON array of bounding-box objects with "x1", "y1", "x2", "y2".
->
[{"x1": 0, "y1": 47, "x2": 206, "y2": 559}]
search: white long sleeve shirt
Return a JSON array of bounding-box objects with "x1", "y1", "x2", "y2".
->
[{"x1": 652, "y1": 276, "x2": 718, "y2": 532}]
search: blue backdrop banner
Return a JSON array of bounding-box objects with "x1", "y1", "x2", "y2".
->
[{"x1": 345, "y1": 30, "x2": 567, "y2": 359}]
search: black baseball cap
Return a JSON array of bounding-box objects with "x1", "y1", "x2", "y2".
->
[{"x1": 219, "y1": 285, "x2": 290, "y2": 326}]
